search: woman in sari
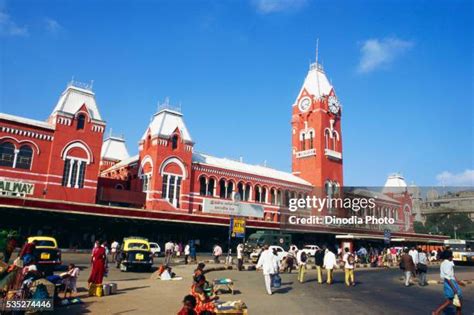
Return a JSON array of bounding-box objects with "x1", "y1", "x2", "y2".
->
[
  {"x1": 88, "y1": 241, "x2": 106, "y2": 291},
  {"x1": 191, "y1": 274, "x2": 218, "y2": 314}
]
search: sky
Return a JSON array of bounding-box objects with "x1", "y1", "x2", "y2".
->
[{"x1": 0, "y1": 0, "x2": 472, "y2": 187}]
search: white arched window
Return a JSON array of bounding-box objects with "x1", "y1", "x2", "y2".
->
[{"x1": 61, "y1": 142, "x2": 91, "y2": 189}]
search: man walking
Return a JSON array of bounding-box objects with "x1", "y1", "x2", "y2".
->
[
  {"x1": 256, "y1": 244, "x2": 279, "y2": 295},
  {"x1": 184, "y1": 242, "x2": 190, "y2": 265},
  {"x1": 296, "y1": 249, "x2": 307, "y2": 283},
  {"x1": 213, "y1": 244, "x2": 223, "y2": 263},
  {"x1": 164, "y1": 241, "x2": 174, "y2": 265},
  {"x1": 323, "y1": 248, "x2": 337, "y2": 284},
  {"x1": 314, "y1": 247, "x2": 325, "y2": 284},
  {"x1": 432, "y1": 251, "x2": 464, "y2": 315},
  {"x1": 417, "y1": 248, "x2": 428, "y2": 286},
  {"x1": 237, "y1": 243, "x2": 244, "y2": 271},
  {"x1": 400, "y1": 248, "x2": 416, "y2": 286},
  {"x1": 111, "y1": 240, "x2": 119, "y2": 263},
  {"x1": 343, "y1": 247, "x2": 355, "y2": 286}
]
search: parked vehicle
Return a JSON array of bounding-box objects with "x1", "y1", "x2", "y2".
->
[
  {"x1": 250, "y1": 245, "x2": 288, "y2": 263},
  {"x1": 27, "y1": 236, "x2": 61, "y2": 275},
  {"x1": 300, "y1": 245, "x2": 320, "y2": 256},
  {"x1": 116, "y1": 237, "x2": 153, "y2": 272},
  {"x1": 244, "y1": 230, "x2": 292, "y2": 255},
  {"x1": 149, "y1": 242, "x2": 161, "y2": 257}
]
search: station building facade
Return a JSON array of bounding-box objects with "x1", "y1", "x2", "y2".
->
[{"x1": 0, "y1": 60, "x2": 431, "y2": 245}]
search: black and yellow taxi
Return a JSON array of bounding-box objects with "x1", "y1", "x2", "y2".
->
[
  {"x1": 116, "y1": 237, "x2": 153, "y2": 272},
  {"x1": 27, "y1": 236, "x2": 62, "y2": 273}
]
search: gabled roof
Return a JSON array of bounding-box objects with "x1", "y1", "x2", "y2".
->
[
  {"x1": 101, "y1": 154, "x2": 139, "y2": 174},
  {"x1": 101, "y1": 136, "x2": 130, "y2": 162},
  {"x1": 142, "y1": 108, "x2": 192, "y2": 142},
  {"x1": 52, "y1": 82, "x2": 102, "y2": 121},
  {"x1": 0, "y1": 113, "x2": 54, "y2": 130},
  {"x1": 295, "y1": 63, "x2": 333, "y2": 103},
  {"x1": 192, "y1": 152, "x2": 312, "y2": 187}
]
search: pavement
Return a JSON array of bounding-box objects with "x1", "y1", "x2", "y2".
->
[{"x1": 50, "y1": 253, "x2": 474, "y2": 315}]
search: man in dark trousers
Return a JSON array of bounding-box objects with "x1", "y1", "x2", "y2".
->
[
  {"x1": 314, "y1": 247, "x2": 325, "y2": 284},
  {"x1": 400, "y1": 248, "x2": 416, "y2": 286}
]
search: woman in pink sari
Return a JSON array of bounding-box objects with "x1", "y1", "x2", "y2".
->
[{"x1": 88, "y1": 242, "x2": 106, "y2": 288}]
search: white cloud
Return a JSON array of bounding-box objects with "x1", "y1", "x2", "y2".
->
[
  {"x1": 436, "y1": 169, "x2": 474, "y2": 186},
  {"x1": 0, "y1": 11, "x2": 28, "y2": 36},
  {"x1": 252, "y1": 0, "x2": 308, "y2": 14},
  {"x1": 357, "y1": 37, "x2": 413, "y2": 73},
  {"x1": 44, "y1": 18, "x2": 62, "y2": 34}
]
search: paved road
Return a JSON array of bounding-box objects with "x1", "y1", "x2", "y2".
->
[{"x1": 55, "y1": 253, "x2": 473, "y2": 314}]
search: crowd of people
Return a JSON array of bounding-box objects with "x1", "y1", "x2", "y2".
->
[
  {"x1": 252, "y1": 243, "x2": 465, "y2": 314},
  {"x1": 165, "y1": 241, "x2": 198, "y2": 265}
]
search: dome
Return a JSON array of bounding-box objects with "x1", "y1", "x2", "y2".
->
[{"x1": 382, "y1": 173, "x2": 407, "y2": 194}]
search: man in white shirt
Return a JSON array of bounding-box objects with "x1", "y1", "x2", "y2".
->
[
  {"x1": 408, "y1": 247, "x2": 418, "y2": 265},
  {"x1": 184, "y1": 243, "x2": 190, "y2": 265},
  {"x1": 237, "y1": 244, "x2": 244, "y2": 271},
  {"x1": 342, "y1": 247, "x2": 355, "y2": 286},
  {"x1": 256, "y1": 245, "x2": 279, "y2": 295},
  {"x1": 323, "y1": 249, "x2": 337, "y2": 284},
  {"x1": 433, "y1": 250, "x2": 464, "y2": 315},
  {"x1": 213, "y1": 244, "x2": 223, "y2": 263},
  {"x1": 111, "y1": 240, "x2": 119, "y2": 262},
  {"x1": 164, "y1": 241, "x2": 174, "y2": 265}
]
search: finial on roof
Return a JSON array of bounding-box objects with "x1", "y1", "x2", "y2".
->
[
  {"x1": 156, "y1": 97, "x2": 182, "y2": 114},
  {"x1": 67, "y1": 77, "x2": 94, "y2": 91},
  {"x1": 109, "y1": 128, "x2": 113, "y2": 138}
]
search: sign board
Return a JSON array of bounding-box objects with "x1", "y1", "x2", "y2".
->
[
  {"x1": 384, "y1": 229, "x2": 391, "y2": 244},
  {"x1": 202, "y1": 198, "x2": 264, "y2": 218},
  {"x1": 0, "y1": 179, "x2": 34, "y2": 195},
  {"x1": 230, "y1": 217, "x2": 246, "y2": 238}
]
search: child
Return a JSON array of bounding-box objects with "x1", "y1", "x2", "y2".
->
[
  {"x1": 177, "y1": 294, "x2": 197, "y2": 315},
  {"x1": 62, "y1": 263, "x2": 80, "y2": 298}
]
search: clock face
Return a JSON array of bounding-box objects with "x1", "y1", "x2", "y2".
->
[
  {"x1": 328, "y1": 96, "x2": 340, "y2": 114},
  {"x1": 298, "y1": 97, "x2": 311, "y2": 112}
]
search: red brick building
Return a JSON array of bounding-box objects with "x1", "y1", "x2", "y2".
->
[
  {"x1": 0, "y1": 61, "x2": 439, "y2": 246},
  {"x1": 0, "y1": 81, "x2": 104, "y2": 204}
]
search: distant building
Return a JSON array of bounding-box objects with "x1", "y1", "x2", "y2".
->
[{"x1": 420, "y1": 190, "x2": 474, "y2": 222}]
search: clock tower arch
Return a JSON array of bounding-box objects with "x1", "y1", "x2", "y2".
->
[{"x1": 291, "y1": 61, "x2": 343, "y2": 191}]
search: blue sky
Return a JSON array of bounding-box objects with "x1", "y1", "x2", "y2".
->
[{"x1": 0, "y1": 0, "x2": 472, "y2": 186}]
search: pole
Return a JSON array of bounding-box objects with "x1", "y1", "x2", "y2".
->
[{"x1": 228, "y1": 216, "x2": 233, "y2": 264}]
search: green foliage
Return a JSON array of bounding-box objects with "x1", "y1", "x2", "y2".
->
[{"x1": 414, "y1": 213, "x2": 474, "y2": 239}]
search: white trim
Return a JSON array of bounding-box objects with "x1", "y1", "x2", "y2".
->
[
  {"x1": 61, "y1": 141, "x2": 93, "y2": 164},
  {"x1": 159, "y1": 156, "x2": 187, "y2": 179},
  {"x1": 138, "y1": 155, "x2": 154, "y2": 176}
]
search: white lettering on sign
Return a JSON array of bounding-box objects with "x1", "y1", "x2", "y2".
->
[
  {"x1": 0, "y1": 179, "x2": 35, "y2": 195},
  {"x1": 202, "y1": 198, "x2": 264, "y2": 218}
]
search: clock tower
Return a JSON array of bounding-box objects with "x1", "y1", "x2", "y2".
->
[{"x1": 291, "y1": 61, "x2": 343, "y2": 193}]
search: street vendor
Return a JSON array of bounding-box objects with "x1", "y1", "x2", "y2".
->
[{"x1": 191, "y1": 274, "x2": 218, "y2": 314}]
